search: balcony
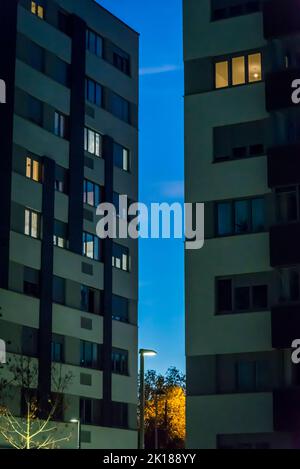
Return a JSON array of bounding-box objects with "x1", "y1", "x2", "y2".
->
[
  {"x1": 264, "y1": 0, "x2": 300, "y2": 39},
  {"x1": 270, "y1": 223, "x2": 300, "y2": 266},
  {"x1": 273, "y1": 388, "x2": 300, "y2": 432},
  {"x1": 267, "y1": 142, "x2": 300, "y2": 187},
  {"x1": 265, "y1": 69, "x2": 300, "y2": 112},
  {"x1": 271, "y1": 304, "x2": 300, "y2": 348}
]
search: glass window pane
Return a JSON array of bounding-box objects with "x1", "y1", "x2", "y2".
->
[
  {"x1": 88, "y1": 130, "x2": 95, "y2": 154},
  {"x1": 94, "y1": 239, "x2": 99, "y2": 261},
  {"x1": 217, "y1": 203, "x2": 232, "y2": 235},
  {"x1": 122, "y1": 254, "x2": 128, "y2": 271},
  {"x1": 232, "y1": 56, "x2": 245, "y2": 86},
  {"x1": 276, "y1": 188, "x2": 297, "y2": 223},
  {"x1": 217, "y1": 279, "x2": 232, "y2": 313},
  {"x1": 290, "y1": 270, "x2": 300, "y2": 301},
  {"x1": 252, "y1": 285, "x2": 268, "y2": 309},
  {"x1": 25, "y1": 209, "x2": 30, "y2": 236},
  {"x1": 123, "y1": 149, "x2": 129, "y2": 171},
  {"x1": 31, "y1": 212, "x2": 38, "y2": 238},
  {"x1": 86, "y1": 235, "x2": 94, "y2": 259},
  {"x1": 237, "y1": 361, "x2": 255, "y2": 391},
  {"x1": 32, "y1": 160, "x2": 39, "y2": 182},
  {"x1": 251, "y1": 198, "x2": 265, "y2": 232},
  {"x1": 31, "y1": 1, "x2": 36, "y2": 14},
  {"x1": 37, "y1": 6, "x2": 44, "y2": 18},
  {"x1": 248, "y1": 53, "x2": 262, "y2": 83},
  {"x1": 94, "y1": 185, "x2": 100, "y2": 206},
  {"x1": 87, "y1": 182, "x2": 94, "y2": 206},
  {"x1": 215, "y1": 61, "x2": 229, "y2": 89},
  {"x1": 235, "y1": 286, "x2": 250, "y2": 311},
  {"x1": 96, "y1": 36, "x2": 102, "y2": 57},
  {"x1": 84, "y1": 128, "x2": 88, "y2": 152},
  {"x1": 95, "y1": 133, "x2": 101, "y2": 157},
  {"x1": 95, "y1": 84, "x2": 102, "y2": 107},
  {"x1": 235, "y1": 200, "x2": 249, "y2": 233},
  {"x1": 26, "y1": 157, "x2": 32, "y2": 179},
  {"x1": 88, "y1": 80, "x2": 94, "y2": 103}
]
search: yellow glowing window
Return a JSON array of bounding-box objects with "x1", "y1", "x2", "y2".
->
[
  {"x1": 248, "y1": 53, "x2": 262, "y2": 82},
  {"x1": 31, "y1": 2, "x2": 44, "y2": 19},
  {"x1": 26, "y1": 157, "x2": 40, "y2": 182},
  {"x1": 232, "y1": 56, "x2": 246, "y2": 86},
  {"x1": 215, "y1": 61, "x2": 229, "y2": 89}
]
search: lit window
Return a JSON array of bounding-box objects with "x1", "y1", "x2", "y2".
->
[
  {"x1": 31, "y1": 1, "x2": 44, "y2": 19},
  {"x1": 232, "y1": 56, "x2": 245, "y2": 86},
  {"x1": 26, "y1": 157, "x2": 41, "y2": 182},
  {"x1": 24, "y1": 208, "x2": 40, "y2": 239},
  {"x1": 83, "y1": 180, "x2": 101, "y2": 208},
  {"x1": 84, "y1": 127, "x2": 102, "y2": 157},
  {"x1": 248, "y1": 53, "x2": 262, "y2": 83},
  {"x1": 82, "y1": 232, "x2": 100, "y2": 261},
  {"x1": 112, "y1": 243, "x2": 129, "y2": 271},
  {"x1": 215, "y1": 61, "x2": 229, "y2": 89}
]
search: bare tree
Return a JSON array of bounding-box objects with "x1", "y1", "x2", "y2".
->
[{"x1": 0, "y1": 356, "x2": 73, "y2": 449}]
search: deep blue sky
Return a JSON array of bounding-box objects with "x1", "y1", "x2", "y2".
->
[{"x1": 98, "y1": 0, "x2": 184, "y2": 374}]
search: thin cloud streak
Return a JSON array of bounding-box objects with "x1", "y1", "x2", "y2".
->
[{"x1": 139, "y1": 64, "x2": 181, "y2": 76}]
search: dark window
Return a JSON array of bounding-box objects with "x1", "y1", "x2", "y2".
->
[
  {"x1": 80, "y1": 341, "x2": 99, "y2": 368},
  {"x1": 276, "y1": 187, "x2": 298, "y2": 223},
  {"x1": 23, "y1": 267, "x2": 40, "y2": 298},
  {"x1": 252, "y1": 285, "x2": 268, "y2": 309},
  {"x1": 212, "y1": 0, "x2": 263, "y2": 21},
  {"x1": 85, "y1": 78, "x2": 102, "y2": 107},
  {"x1": 58, "y1": 10, "x2": 72, "y2": 36},
  {"x1": 112, "y1": 349, "x2": 128, "y2": 375},
  {"x1": 52, "y1": 276, "x2": 65, "y2": 305},
  {"x1": 29, "y1": 41, "x2": 45, "y2": 72},
  {"x1": 80, "y1": 286, "x2": 102, "y2": 315},
  {"x1": 113, "y1": 143, "x2": 130, "y2": 171},
  {"x1": 52, "y1": 339, "x2": 64, "y2": 363},
  {"x1": 109, "y1": 402, "x2": 128, "y2": 428},
  {"x1": 83, "y1": 180, "x2": 101, "y2": 207},
  {"x1": 28, "y1": 96, "x2": 43, "y2": 125},
  {"x1": 217, "y1": 279, "x2": 232, "y2": 312},
  {"x1": 22, "y1": 327, "x2": 38, "y2": 357},
  {"x1": 217, "y1": 197, "x2": 265, "y2": 236},
  {"x1": 86, "y1": 29, "x2": 103, "y2": 57},
  {"x1": 235, "y1": 287, "x2": 250, "y2": 311},
  {"x1": 55, "y1": 165, "x2": 68, "y2": 194},
  {"x1": 110, "y1": 92, "x2": 130, "y2": 123},
  {"x1": 80, "y1": 398, "x2": 92, "y2": 425},
  {"x1": 112, "y1": 295, "x2": 129, "y2": 323},
  {"x1": 112, "y1": 47, "x2": 130, "y2": 75}
]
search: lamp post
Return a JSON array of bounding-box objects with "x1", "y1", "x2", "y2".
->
[
  {"x1": 70, "y1": 419, "x2": 81, "y2": 449},
  {"x1": 139, "y1": 349, "x2": 157, "y2": 450}
]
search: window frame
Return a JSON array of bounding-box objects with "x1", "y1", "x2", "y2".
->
[
  {"x1": 214, "y1": 50, "x2": 263, "y2": 90},
  {"x1": 82, "y1": 232, "x2": 100, "y2": 261},
  {"x1": 84, "y1": 127, "x2": 102, "y2": 158},
  {"x1": 24, "y1": 208, "x2": 41, "y2": 239}
]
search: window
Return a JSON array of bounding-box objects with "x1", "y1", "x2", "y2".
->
[
  {"x1": 52, "y1": 276, "x2": 65, "y2": 305},
  {"x1": 112, "y1": 47, "x2": 130, "y2": 75},
  {"x1": 28, "y1": 96, "x2": 43, "y2": 126},
  {"x1": 26, "y1": 156, "x2": 41, "y2": 182},
  {"x1": 54, "y1": 111, "x2": 68, "y2": 138},
  {"x1": 212, "y1": 1, "x2": 263, "y2": 21},
  {"x1": 23, "y1": 267, "x2": 40, "y2": 298},
  {"x1": 53, "y1": 220, "x2": 68, "y2": 249},
  {"x1": 80, "y1": 399, "x2": 92, "y2": 425},
  {"x1": 22, "y1": 327, "x2": 38, "y2": 357},
  {"x1": 55, "y1": 166, "x2": 68, "y2": 194},
  {"x1": 112, "y1": 349, "x2": 128, "y2": 375},
  {"x1": 216, "y1": 197, "x2": 265, "y2": 236},
  {"x1": 215, "y1": 52, "x2": 262, "y2": 89},
  {"x1": 112, "y1": 295, "x2": 129, "y2": 323},
  {"x1": 276, "y1": 186, "x2": 299, "y2": 223},
  {"x1": 52, "y1": 337, "x2": 64, "y2": 363},
  {"x1": 214, "y1": 120, "x2": 266, "y2": 161},
  {"x1": 113, "y1": 143, "x2": 130, "y2": 171},
  {"x1": 236, "y1": 360, "x2": 270, "y2": 392},
  {"x1": 85, "y1": 78, "x2": 102, "y2": 107},
  {"x1": 110, "y1": 92, "x2": 130, "y2": 123},
  {"x1": 216, "y1": 277, "x2": 269, "y2": 314},
  {"x1": 80, "y1": 341, "x2": 99, "y2": 368},
  {"x1": 112, "y1": 244, "x2": 129, "y2": 271},
  {"x1": 278, "y1": 268, "x2": 300, "y2": 303},
  {"x1": 86, "y1": 29, "x2": 103, "y2": 57},
  {"x1": 58, "y1": 10, "x2": 72, "y2": 36},
  {"x1": 24, "y1": 208, "x2": 40, "y2": 239},
  {"x1": 83, "y1": 232, "x2": 100, "y2": 261},
  {"x1": 109, "y1": 402, "x2": 128, "y2": 428},
  {"x1": 31, "y1": 1, "x2": 44, "y2": 19},
  {"x1": 84, "y1": 128, "x2": 102, "y2": 157},
  {"x1": 81, "y1": 286, "x2": 102, "y2": 315},
  {"x1": 83, "y1": 180, "x2": 101, "y2": 207}
]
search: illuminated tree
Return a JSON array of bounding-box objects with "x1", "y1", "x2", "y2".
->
[
  {"x1": 0, "y1": 356, "x2": 72, "y2": 449},
  {"x1": 143, "y1": 367, "x2": 186, "y2": 449}
]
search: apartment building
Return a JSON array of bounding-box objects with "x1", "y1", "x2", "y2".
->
[
  {"x1": 0, "y1": 0, "x2": 138, "y2": 449},
  {"x1": 184, "y1": 0, "x2": 300, "y2": 449}
]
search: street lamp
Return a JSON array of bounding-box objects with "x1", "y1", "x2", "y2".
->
[
  {"x1": 139, "y1": 349, "x2": 157, "y2": 450},
  {"x1": 70, "y1": 419, "x2": 81, "y2": 449}
]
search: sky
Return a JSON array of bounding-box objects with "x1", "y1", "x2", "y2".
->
[{"x1": 98, "y1": 0, "x2": 185, "y2": 374}]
